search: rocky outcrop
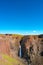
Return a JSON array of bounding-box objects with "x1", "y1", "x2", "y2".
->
[{"x1": 19, "y1": 35, "x2": 43, "y2": 65}]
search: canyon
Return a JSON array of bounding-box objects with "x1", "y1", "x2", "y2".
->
[{"x1": 0, "y1": 34, "x2": 43, "y2": 65}]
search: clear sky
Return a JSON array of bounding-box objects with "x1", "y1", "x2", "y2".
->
[{"x1": 0, "y1": 0, "x2": 43, "y2": 34}]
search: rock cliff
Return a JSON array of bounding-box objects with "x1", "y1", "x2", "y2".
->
[{"x1": 0, "y1": 34, "x2": 43, "y2": 65}]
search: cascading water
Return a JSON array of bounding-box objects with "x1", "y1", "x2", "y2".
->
[{"x1": 19, "y1": 45, "x2": 22, "y2": 58}]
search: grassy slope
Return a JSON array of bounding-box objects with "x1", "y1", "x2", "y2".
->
[{"x1": 0, "y1": 53, "x2": 25, "y2": 65}]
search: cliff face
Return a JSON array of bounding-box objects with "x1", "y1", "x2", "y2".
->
[
  {"x1": 0, "y1": 36, "x2": 10, "y2": 55},
  {"x1": 0, "y1": 34, "x2": 43, "y2": 65},
  {"x1": 20, "y1": 35, "x2": 43, "y2": 65},
  {"x1": 0, "y1": 34, "x2": 22, "y2": 57}
]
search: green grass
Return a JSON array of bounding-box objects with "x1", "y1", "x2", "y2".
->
[{"x1": 0, "y1": 53, "x2": 25, "y2": 65}]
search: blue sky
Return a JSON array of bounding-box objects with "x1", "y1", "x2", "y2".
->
[{"x1": 0, "y1": 0, "x2": 43, "y2": 34}]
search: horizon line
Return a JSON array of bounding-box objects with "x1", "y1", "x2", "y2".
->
[{"x1": 0, "y1": 30, "x2": 43, "y2": 35}]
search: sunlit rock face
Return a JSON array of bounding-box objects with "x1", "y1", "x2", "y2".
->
[
  {"x1": 0, "y1": 36, "x2": 10, "y2": 55},
  {"x1": 0, "y1": 34, "x2": 22, "y2": 57}
]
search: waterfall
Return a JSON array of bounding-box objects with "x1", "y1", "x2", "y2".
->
[{"x1": 19, "y1": 45, "x2": 22, "y2": 58}]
